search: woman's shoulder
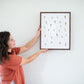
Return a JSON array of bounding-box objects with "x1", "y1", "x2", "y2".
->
[{"x1": 12, "y1": 47, "x2": 20, "y2": 55}]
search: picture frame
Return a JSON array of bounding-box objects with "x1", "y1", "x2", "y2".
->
[{"x1": 40, "y1": 12, "x2": 71, "y2": 50}]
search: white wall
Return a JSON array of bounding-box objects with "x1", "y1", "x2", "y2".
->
[{"x1": 0, "y1": 0, "x2": 84, "y2": 84}]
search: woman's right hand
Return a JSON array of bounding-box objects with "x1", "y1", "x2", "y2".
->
[{"x1": 40, "y1": 49, "x2": 50, "y2": 53}]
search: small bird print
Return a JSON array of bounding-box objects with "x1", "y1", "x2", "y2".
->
[
  {"x1": 65, "y1": 22, "x2": 67, "y2": 25},
  {"x1": 64, "y1": 28, "x2": 66, "y2": 31},
  {"x1": 59, "y1": 41, "x2": 61, "y2": 45},
  {"x1": 45, "y1": 21, "x2": 47, "y2": 24},
  {"x1": 44, "y1": 34, "x2": 46, "y2": 38},
  {"x1": 58, "y1": 29, "x2": 60, "y2": 32},
  {"x1": 44, "y1": 16, "x2": 46, "y2": 19},
  {"x1": 64, "y1": 16, "x2": 66, "y2": 19},
  {"x1": 56, "y1": 33, "x2": 58, "y2": 36},
  {"x1": 50, "y1": 24, "x2": 52, "y2": 27},
  {"x1": 54, "y1": 20, "x2": 56, "y2": 23}
]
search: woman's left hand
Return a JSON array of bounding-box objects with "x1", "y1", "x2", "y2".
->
[{"x1": 35, "y1": 25, "x2": 41, "y2": 39}]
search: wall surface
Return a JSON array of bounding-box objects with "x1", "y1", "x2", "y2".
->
[{"x1": 0, "y1": 0, "x2": 84, "y2": 84}]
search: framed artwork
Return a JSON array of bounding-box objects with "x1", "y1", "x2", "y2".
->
[{"x1": 40, "y1": 12, "x2": 71, "y2": 50}]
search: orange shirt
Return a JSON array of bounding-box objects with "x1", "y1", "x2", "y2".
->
[{"x1": 0, "y1": 47, "x2": 25, "y2": 84}]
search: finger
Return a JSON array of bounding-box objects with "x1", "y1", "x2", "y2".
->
[
  {"x1": 46, "y1": 49, "x2": 48, "y2": 51},
  {"x1": 38, "y1": 25, "x2": 40, "y2": 28},
  {"x1": 38, "y1": 28, "x2": 40, "y2": 31},
  {"x1": 38, "y1": 28, "x2": 41, "y2": 31},
  {"x1": 40, "y1": 28, "x2": 41, "y2": 31},
  {"x1": 47, "y1": 49, "x2": 50, "y2": 51}
]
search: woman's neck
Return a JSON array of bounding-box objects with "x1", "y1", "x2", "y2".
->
[{"x1": 8, "y1": 49, "x2": 12, "y2": 53}]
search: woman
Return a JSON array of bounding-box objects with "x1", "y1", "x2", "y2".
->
[{"x1": 0, "y1": 25, "x2": 49, "y2": 84}]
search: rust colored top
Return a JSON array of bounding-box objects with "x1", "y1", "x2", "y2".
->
[{"x1": 0, "y1": 47, "x2": 25, "y2": 84}]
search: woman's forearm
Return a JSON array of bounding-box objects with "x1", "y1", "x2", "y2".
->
[
  {"x1": 25, "y1": 36, "x2": 38, "y2": 49},
  {"x1": 27, "y1": 51, "x2": 42, "y2": 63}
]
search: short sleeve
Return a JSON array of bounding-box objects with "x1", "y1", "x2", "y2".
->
[
  {"x1": 6, "y1": 55, "x2": 22, "y2": 70},
  {"x1": 12, "y1": 47, "x2": 20, "y2": 55},
  {"x1": 2, "y1": 55, "x2": 22, "y2": 71}
]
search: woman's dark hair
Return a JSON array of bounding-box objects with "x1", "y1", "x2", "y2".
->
[{"x1": 0, "y1": 31, "x2": 13, "y2": 65}]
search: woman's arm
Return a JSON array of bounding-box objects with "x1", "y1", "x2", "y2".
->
[
  {"x1": 18, "y1": 25, "x2": 41, "y2": 55},
  {"x1": 20, "y1": 49, "x2": 49, "y2": 66},
  {"x1": 24, "y1": 25, "x2": 41, "y2": 49},
  {"x1": 25, "y1": 35, "x2": 38, "y2": 49},
  {"x1": 20, "y1": 50, "x2": 42, "y2": 66}
]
